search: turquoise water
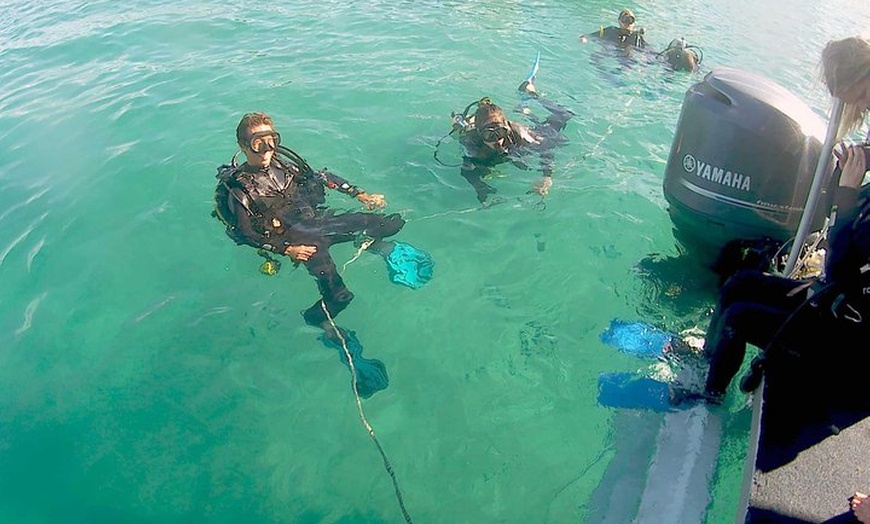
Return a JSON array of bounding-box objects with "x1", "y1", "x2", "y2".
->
[{"x1": 1, "y1": 1, "x2": 868, "y2": 522}]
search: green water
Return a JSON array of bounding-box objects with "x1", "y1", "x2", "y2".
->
[{"x1": 1, "y1": 1, "x2": 868, "y2": 522}]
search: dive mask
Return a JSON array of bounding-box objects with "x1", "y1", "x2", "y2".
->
[
  {"x1": 479, "y1": 124, "x2": 510, "y2": 143},
  {"x1": 246, "y1": 130, "x2": 281, "y2": 154}
]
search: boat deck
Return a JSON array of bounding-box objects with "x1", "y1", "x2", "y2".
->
[{"x1": 740, "y1": 355, "x2": 869, "y2": 523}]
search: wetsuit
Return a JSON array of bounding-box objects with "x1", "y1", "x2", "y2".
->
[
  {"x1": 215, "y1": 149, "x2": 404, "y2": 326},
  {"x1": 459, "y1": 97, "x2": 573, "y2": 204},
  {"x1": 587, "y1": 26, "x2": 648, "y2": 49},
  {"x1": 703, "y1": 184, "x2": 870, "y2": 397}
]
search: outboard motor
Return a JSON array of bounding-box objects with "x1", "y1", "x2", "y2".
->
[{"x1": 663, "y1": 67, "x2": 830, "y2": 263}]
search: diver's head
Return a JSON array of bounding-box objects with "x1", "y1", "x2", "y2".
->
[
  {"x1": 822, "y1": 36, "x2": 870, "y2": 136},
  {"x1": 474, "y1": 100, "x2": 511, "y2": 151},
  {"x1": 237, "y1": 112, "x2": 281, "y2": 168},
  {"x1": 618, "y1": 9, "x2": 636, "y2": 30},
  {"x1": 663, "y1": 40, "x2": 699, "y2": 72}
]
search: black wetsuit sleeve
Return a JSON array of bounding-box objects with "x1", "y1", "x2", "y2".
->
[
  {"x1": 825, "y1": 186, "x2": 870, "y2": 287},
  {"x1": 226, "y1": 189, "x2": 283, "y2": 253},
  {"x1": 315, "y1": 169, "x2": 364, "y2": 197},
  {"x1": 580, "y1": 27, "x2": 604, "y2": 40}
]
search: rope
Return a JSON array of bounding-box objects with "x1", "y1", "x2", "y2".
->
[{"x1": 319, "y1": 302, "x2": 413, "y2": 523}]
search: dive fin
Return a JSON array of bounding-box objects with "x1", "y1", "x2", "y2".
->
[
  {"x1": 598, "y1": 372, "x2": 683, "y2": 412},
  {"x1": 518, "y1": 50, "x2": 542, "y2": 98},
  {"x1": 525, "y1": 50, "x2": 541, "y2": 84},
  {"x1": 383, "y1": 241, "x2": 434, "y2": 290},
  {"x1": 600, "y1": 319, "x2": 677, "y2": 358},
  {"x1": 320, "y1": 329, "x2": 389, "y2": 398}
]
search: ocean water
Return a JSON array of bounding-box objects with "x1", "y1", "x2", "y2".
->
[{"x1": 1, "y1": 1, "x2": 868, "y2": 523}]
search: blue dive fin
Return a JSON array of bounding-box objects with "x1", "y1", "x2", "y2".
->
[
  {"x1": 383, "y1": 241, "x2": 434, "y2": 290},
  {"x1": 597, "y1": 372, "x2": 676, "y2": 412},
  {"x1": 600, "y1": 319, "x2": 676, "y2": 358},
  {"x1": 320, "y1": 329, "x2": 388, "y2": 399},
  {"x1": 525, "y1": 50, "x2": 541, "y2": 84}
]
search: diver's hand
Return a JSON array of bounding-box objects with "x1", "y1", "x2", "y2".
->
[
  {"x1": 284, "y1": 244, "x2": 317, "y2": 262},
  {"x1": 357, "y1": 192, "x2": 386, "y2": 210},
  {"x1": 530, "y1": 176, "x2": 553, "y2": 196},
  {"x1": 835, "y1": 145, "x2": 867, "y2": 189}
]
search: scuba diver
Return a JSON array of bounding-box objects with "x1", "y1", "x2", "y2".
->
[
  {"x1": 213, "y1": 112, "x2": 434, "y2": 398},
  {"x1": 658, "y1": 37, "x2": 703, "y2": 73},
  {"x1": 579, "y1": 9, "x2": 648, "y2": 50},
  {"x1": 445, "y1": 76, "x2": 574, "y2": 206}
]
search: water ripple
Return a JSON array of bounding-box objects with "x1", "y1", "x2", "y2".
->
[
  {"x1": 14, "y1": 291, "x2": 47, "y2": 335},
  {"x1": 0, "y1": 212, "x2": 49, "y2": 267}
]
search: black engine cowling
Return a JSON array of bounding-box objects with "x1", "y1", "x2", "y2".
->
[{"x1": 663, "y1": 67, "x2": 831, "y2": 263}]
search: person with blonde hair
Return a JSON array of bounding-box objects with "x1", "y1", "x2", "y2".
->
[
  {"x1": 690, "y1": 36, "x2": 870, "y2": 404},
  {"x1": 821, "y1": 36, "x2": 870, "y2": 138},
  {"x1": 579, "y1": 8, "x2": 648, "y2": 49}
]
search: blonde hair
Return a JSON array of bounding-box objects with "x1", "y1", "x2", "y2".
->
[{"x1": 821, "y1": 37, "x2": 870, "y2": 137}]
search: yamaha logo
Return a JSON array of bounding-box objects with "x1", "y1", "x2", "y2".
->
[
  {"x1": 681, "y1": 153, "x2": 751, "y2": 192},
  {"x1": 682, "y1": 154, "x2": 696, "y2": 172}
]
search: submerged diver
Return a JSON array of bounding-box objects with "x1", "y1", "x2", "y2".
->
[
  {"x1": 579, "y1": 9, "x2": 648, "y2": 49},
  {"x1": 658, "y1": 37, "x2": 703, "y2": 73},
  {"x1": 213, "y1": 112, "x2": 434, "y2": 398},
  {"x1": 695, "y1": 37, "x2": 870, "y2": 404},
  {"x1": 451, "y1": 78, "x2": 574, "y2": 206}
]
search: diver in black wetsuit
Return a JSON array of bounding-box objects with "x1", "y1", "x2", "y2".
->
[
  {"x1": 700, "y1": 145, "x2": 870, "y2": 403},
  {"x1": 658, "y1": 38, "x2": 703, "y2": 73},
  {"x1": 454, "y1": 80, "x2": 573, "y2": 206},
  {"x1": 213, "y1": 112, "x2": 433, "y2": 397},
  {"x1": 698, "y1": 38, "x2": 870, "y2": 404},
  {"x1": 579, "y1": 9, "x2": 648, "y2": 50}
]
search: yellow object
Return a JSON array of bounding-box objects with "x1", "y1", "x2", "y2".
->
[{"x1": 259, "y1": 259, "x2": 280, "y2": 276}]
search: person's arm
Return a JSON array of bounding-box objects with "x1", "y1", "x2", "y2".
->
[
  {"x1": 825, "y1": 145, "x2": 868, "y2": 283},
  {"x1": 316, "y1": 169, "x2": 386, "y2": 209},
  {"x1": 579, "y1": 26, "x2": 605, "y2": 43},
  {"x1": 460, "y1": 158, "x2": 497, "y2": 204}
]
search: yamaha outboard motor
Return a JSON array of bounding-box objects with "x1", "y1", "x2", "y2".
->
[{"x1": 663, "y1": 67, "x2": 830, "y2": 264}]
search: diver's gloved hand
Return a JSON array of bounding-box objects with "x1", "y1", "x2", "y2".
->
[
  {"x1": 319, "y1": 328, "x2": 389, "y2": 399},
  {"x1": 383, "y1": 241, "x2": 434, "y2": 290}
]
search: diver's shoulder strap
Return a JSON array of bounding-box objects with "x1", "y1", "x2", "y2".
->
[
  {"x1": 214, "y1": 163, "x2": 262, "y2": 219},
  {"x1": 216, "y1": 161, "x2": 242, "y2": 181}
]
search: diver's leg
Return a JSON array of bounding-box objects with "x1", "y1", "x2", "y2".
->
[
  {"x1": 718, "y1": 270, "x2": 806, "y2": 311},
  {"x1": 703, "y1": 301, "x2": 791, "y2": 397},
  {"x1": 300, "y1": 246, "x2": 354, "y2": 329},
  {"x1": 539, "y1": 98, "x2": 574, "y2": 132},
  {"x1": 313, "y1": 211, "x2": 405, "y2": 247}
]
